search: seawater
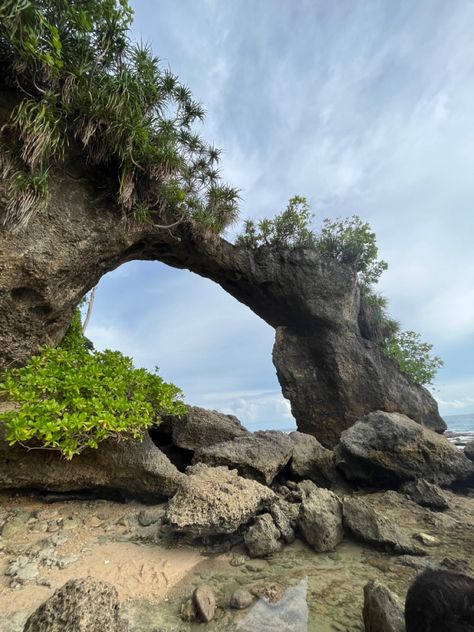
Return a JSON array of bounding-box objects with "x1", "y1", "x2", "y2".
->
[{"x1": 445, "y1": 412, "x2": 474, "y2": 447}]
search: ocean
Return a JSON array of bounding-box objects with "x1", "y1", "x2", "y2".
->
[{"x1": 444, "y1": 412, "x2": 474, "y2": 448}]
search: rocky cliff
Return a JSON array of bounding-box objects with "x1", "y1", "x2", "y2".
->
[{"x1": 0, "y1": 88, "x2": 445, "y2": 446}]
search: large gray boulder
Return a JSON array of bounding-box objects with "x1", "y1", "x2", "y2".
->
[
  {"x1": 23, "y1": 578, "x2": 124, "y2": 632},
  {"x1": 161, "y1": 405, "x2": 247, "y2": 451},
  {"x1": 335, "y1": 411, "x2": 473, "y2": 488},
  {"x1": 343, "y1": 497, "x2": 425, "y2": 555},
  {"x1": 165, "y1": 464, "x2": 275, "y2": 536},
  {"x1": 288, "y1": 431, "x2": 343, "y2": 488},
  {"x1": 363, "y1": 580, "x2": 405, "y2": 632},
  {"x1": 298, "y1": 487, "x2": 343, "y2": 552},
  {"x1": 192, "y1": 431, "x2": 293, "y2": 485},
  {"x1": 0, "y1": 426, "x2": 184, "y2": 501}
]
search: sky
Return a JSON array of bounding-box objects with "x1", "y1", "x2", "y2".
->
[{"x1": 87, "y1": 0, "x2": 474, "y2": 430}]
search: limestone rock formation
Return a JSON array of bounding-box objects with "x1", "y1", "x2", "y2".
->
[
  {"x1": 160, "y1": 405, "x2": 247, "y2": 451},
  {"x1": 343, "y1": 496, "x2": 425, "y2": 555},
  {"x1": 401, "y1": 479, "x2": 450, "y2": 511},
  {"x1": 23, "y1": 577, "x2": 124, "y2": 632},
  {"x1": 192, "y1": 431, "x2": 293, "y2": 485},
  {"x1": 288, "y1": 431, "x2": 343, "y2": 487},
  {"x1": 165, "y1": 464, "x2": 275, "y2": 536},
  {"x1": 335, "y1": 411, "x2": 473, "y2": 488},
  {"x1": 0, "y1": 87, "x2": 444, "y2": 447},
  {"x1": 363, "y1": 580, "x2": 405, "y2": 632},
  {"x1": 298, "y1": 487, "x2": 343, "y2": 552},
  {"x1": 243, "y1": 513, "x2": 283, "y2": 558},
  {"x1": 0, "y1": 426, "x2": 183, "y2": 501}
]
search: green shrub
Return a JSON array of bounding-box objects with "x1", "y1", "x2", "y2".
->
[
  {"x1": 383, "y1": 331, "x2": 443, "y2": 387},
  {"x1": 236, "y1": 196, "x2": 315, "y2": 248},
  {"x1": 0, "y1": 346, "x2": 185, "y2": 459}
]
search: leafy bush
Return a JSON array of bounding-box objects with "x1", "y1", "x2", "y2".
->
[
  {"x1": 383, "y1": 331, "x2": 443, "y2": 387},
  {"x1": 316, "y1": 216, "x2": 388, "y2": 287},
  {"x1": 236, "y1": 196, "x2": 315, "y2": 249},
  {"x1": 0, "y1": 0, "x2": 239, "y2": 232},
  {"x1": 0, "y1": 346, "x2": 185, "y2": 459}
]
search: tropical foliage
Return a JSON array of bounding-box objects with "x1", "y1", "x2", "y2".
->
[
  {"x1": 383, "y1": 331, "x2": 443, "y2": 387},
  {"x1": 0, "y1": 344, "x2": 185, "y2": 459},
  {"x1": 0, "y1": 0, "x2": 239, "y2": 231}
]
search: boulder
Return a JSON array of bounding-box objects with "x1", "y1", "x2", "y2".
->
[
  {"x1": 244, "y1": 513, "x2": 282, "y2": 558},
  {"x1": 162, "y1": 405, "x2": 247, "y2": 451},
  {"x1": 23, "y1": 577, "x2": 124, "y2": 632},
  {"x1": 0, "y1": 428, "x2": 184, "y2": 501},
  {"x1": 335, "y1": 411, "x2": 473, "y2": 488},
  {"x1": 298, "y1": 487, "x2": 343, "y2": 552},
  {"x1": 192, "y1": 431, "x2": 293, "y2": 485},
  {"x1": 288, "y1": 431, "x2": 343, "y2": 488},
  {"x1": 269, "y1": 500, "x2": 296, "y2": 544},
  {"x1": 165, "y1": 464, "x2": 275, "y2": 536},
  {"x1": 400, "y1": 479, "x2": 450, "y2": 511},
  {"x1": 343, "y1": 497, "x2": 425, "y2": 555},
  {"x1": 192, "y1": 585, "x2": 216, "y2": 623},
  {"x1": 363, "y1": 580, "x2": 405, "y2": 632},
  {"x1": 465, "y1": 440, "x2": 474, "y2": 462}
]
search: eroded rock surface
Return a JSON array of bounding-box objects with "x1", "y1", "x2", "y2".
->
[
  {"x1": 335, "y1": 411, "x2": 473, "y2": 488},
  {"x1": 165, "y1": 464, "x2": 275, "y2": 536},
  {"x1": 23, "y1": 577, "x2": 124, "y2": 632},
  {"x1": 243, "y1": 513, "x2": 282, "y2": 558},
  {"x1": 401, "y1": 479, "x2": 450, "y2": 511},
  {"x1": 192, "y1": 431, "x2": 293, "y2": 485},
  {"x1": 343, "y1": 496, "x2": 425, "y2": 555},
  {"x1": 0, "y1": 428, "x2": 183, "y2": 501},
  {"x1": 288, "y1": 431, "x2": 342, "y2": 488},
  {"x1": 465, "y1": 440, "x2": 474, "y2": 462},
  {"x1": 299, "y1": 487, "x2": 343, "y2": 552},
  {"x1": 161, "y1": 406, "x2": 247, "y2": 451},
  {"x1": 363, "y1": 580, "x2": 405, "y2": 632}
]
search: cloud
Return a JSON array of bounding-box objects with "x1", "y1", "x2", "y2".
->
[{"x1": 94, "y1": 0, "x2": 474, "y2": 427}]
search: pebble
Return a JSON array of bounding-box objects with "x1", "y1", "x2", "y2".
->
[
  {"x1": 193, "y1": 585, "x2": 216, "y2": 623},
  {"x1": 137, "y1": 508, "x2": 162, "y2": 527},
  {"x1": 1, "y1": 517, "x2": 28, "y2": 538},
  {"x1": 229, "y1": 589, "x2": 253, "y2": 610}
]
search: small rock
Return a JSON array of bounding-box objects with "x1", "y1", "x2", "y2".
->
[
  {"x1": 250, "y1": 582, "x2": 286, "y2": 603},
  {"x1": 1, "y1": 516, "x2": 28, "y2": 538},
  {"x1": 6, "y1": 556, "x2": 39, "y2": 582},
  {"x1": 62, "y1": 517, "x2": 80, "y2": 530},
  {"x1": 243, "y1": 514, "x2": 282, "y2": 558},
  {"x1": 363, "y1": 580, "x2": 405, "y2": 632},
  {"x1": 245, "y1": 560, "x2": 268, "y2": 572},
  {"x1": 88, "y1": 516, "x2": 104, "y2": 528},
  {"x1": 414, "y1": 532, "x2": 440, "y2": 547},
  {"x1": 230, "y1": 589, "x2": 253, "y2": 610},
  {"x1": 193, "y1": 585, "x2": 216, "y2": 623},
  {"x1": 137, "y1": 508, "x2": 162, "y2": 527},
  {"x1": 230, "y1": 554, "x2": 247, "y2": 567}
]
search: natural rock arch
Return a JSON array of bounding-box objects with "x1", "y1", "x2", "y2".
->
[{"x1": 0, "y1": 89, "x2": 444, "y2": 447}]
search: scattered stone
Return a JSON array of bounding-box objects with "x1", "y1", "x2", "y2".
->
[
  {"x1": 1, "y1": 516, "x2": 28, "y2": 538},
  {"x1": 137, "y1": 508, "x2": 162, "y2": 527},
  {"x1": 335, "y1": 411, "x2": 473, "y2": 487},
  {"x1": 193, "y1": 431, "x2": 293, "y2": 485},
  {"x1": 88, "y1": 516, "x2": 103, "y2": 528},
  {"x1": 245, "y1": 560, "x2": 268, "y2": 572},
  {"x1": 363, "y1": 580, "x2": 405, "y2": 632},
  {"x1": 22, "y1": 577, "x2": 124, "y2": 631},
  {"x1": 165, "y1": 464, "x2": 275, "y2": 536},
  {"x1": 414, "y1": 533, "x2": 440, "y2": 547},
  {"x1": 289, "y1": 431, "x2": 343, "y2": 488},
  {"x1": 230, "y1": 588, "x2": 254, "y2": 609},
  {"x1": 6, "y1": 556, "x2": 39, "y2": 582},
  {"x1": 62, "y1": 517, "x2": 81, "y2": 530},
  {"x1": 244, "y1": 513, "x2": 282, "y2": 558},
  {"x1": 192, "y1": 585, "x2": 216, "y2": 623},
  {"x1": 401, "y1": 479, "x2": 450, "y2": 510},
  {"x1": 162, "y1": 405, "x2": 247, "y2": 451},
  {"x1": 250, "y1": 582, "x2": 286, "y2": 603},
  {"x1": 343, "y1": 496, "x2": 426, "y2": 555},
  {"x1": 0, "y1": 431, "x2": 185, "y2": 501},
  {"x1": 230, "y1": 554, "x2": 247, "y2": 567},
  {"x1": 299, "y1": 487, "x2": 343, "y2": 552}
]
